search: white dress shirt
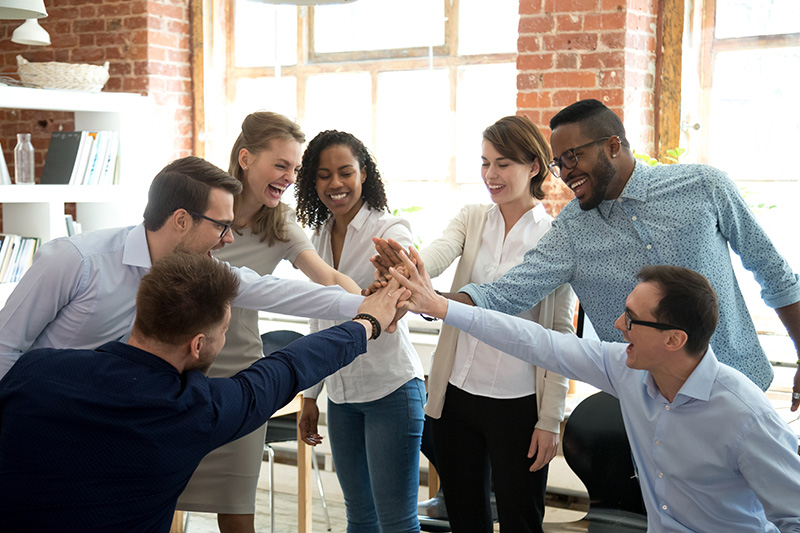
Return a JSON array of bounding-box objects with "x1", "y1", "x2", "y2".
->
[
  {"x1": 305, "y1": 204, "x2": 424, "y2": 404},
  {"x1": 450, "y1": 203, "x2": 550, "y2": 398},
  {"x1": 0, "y1": 223, "x2": 362, "y2": 379},
  {"x1": 444, "y1": 301, "x2": 800, "y2": 533}
]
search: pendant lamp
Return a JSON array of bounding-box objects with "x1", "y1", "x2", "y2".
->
[
  {"x1": 0, "y1": 0, "x2": 47, "y2": 20},
  {"x1": 11, "y1": 18, "x2": 50, "y2": 45}
]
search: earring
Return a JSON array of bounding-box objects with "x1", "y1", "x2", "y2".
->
[
  {"x1": 243, "y1": 166, "x2": 248, "y2": 170},
  {"x1": 611, "y1": 154, "x2": 617, "y2": 158}
]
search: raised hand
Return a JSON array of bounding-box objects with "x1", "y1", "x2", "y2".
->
[
  {"x1": 389, "y1": 246, "x2": 449, "y2": 320},
  {"x1": 356, "y1": 276, "x2": 409, "y2": 334}
]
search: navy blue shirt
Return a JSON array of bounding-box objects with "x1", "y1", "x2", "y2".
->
[{"x1": 0, "y1": 322, "x2": 365, "y2": 532}]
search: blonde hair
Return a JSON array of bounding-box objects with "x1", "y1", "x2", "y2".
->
[{"x1": 228, "y1": 111, "x2": 305, "y2": 245}]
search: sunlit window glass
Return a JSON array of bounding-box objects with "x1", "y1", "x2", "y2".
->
[
  {"x1": 458, "y1": 0, "x2": 519, "y2": 55},
  {"x1": 376, "y1": 69, "x2": 451, "y2": 182},
  {"x1": 235, "y1": 0, "x2": 297, "y2": 67},
  {"x1": 714, "y1": 0, "x2": 800, "y2": 39},
  {"x1": 708, "y1": 47, "x2": 800, "y2": 335},
  {"x1": 314, "y1": 0, "x2": 444, "y2": 53},
  {"x1": 454, "y1": 63, "x2": 518, "y2": 183},
  {"x1": 231, "y1": 76, "x2": 298, "y2": 141},
  {"x1": 304, "y1": 73, "x2": 372, "y2": 143}
]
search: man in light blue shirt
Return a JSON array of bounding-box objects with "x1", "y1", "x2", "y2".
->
[
  {"x1": 396, "y1": 252, "x2": 800, "y2": 532},
  {"x1": 0, "y1": 156, "x2": 364, "y2": 380},
  {"x1": 454, "y1": 99, "x2": 800, "y2": 403}
]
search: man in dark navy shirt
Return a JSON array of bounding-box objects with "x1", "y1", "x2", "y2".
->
[{"x1": 0, "y1": 252, "x2": 401, "y2": 532}]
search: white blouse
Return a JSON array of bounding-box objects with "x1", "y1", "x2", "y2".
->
[
  {"x1": 449, "y1": 203, "x2": 553, "y2": 399},
  {"x1": 305, "y1": 204, "x2": 424, "y2": 404}
]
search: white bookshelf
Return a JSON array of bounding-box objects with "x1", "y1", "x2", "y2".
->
[
  {"x1": 0, "y1": 85, "x2": 156, "y2": 242},
  {"x1": 1, "y1": 86, "x2": 158, "y2": 303}
]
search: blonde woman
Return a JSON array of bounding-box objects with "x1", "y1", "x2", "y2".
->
[{"x1": 176, "y1": 112, "x2": 360, "y2": 533}]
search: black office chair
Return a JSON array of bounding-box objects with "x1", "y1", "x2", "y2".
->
[
  {"x1": 544, "y1": 392, "x2": 647, "y2": 532},
  {"x1": 262, "y1": 330, "x2": 331, "y2": 532}
]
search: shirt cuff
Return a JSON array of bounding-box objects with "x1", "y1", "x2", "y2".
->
[
  {"x1": 339, "y1": 293, "x2": 365, "y2": 319},
  {"x1": 459, "y1": 283, "x2": 487, "y2": 308},
  {"x1": 444, "y1": 300, "x2": 477, "y2": 332}
]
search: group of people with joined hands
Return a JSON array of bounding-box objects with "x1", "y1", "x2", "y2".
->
[{"x1": 0, "y1": 97, "x2": 799, "y2": 533}]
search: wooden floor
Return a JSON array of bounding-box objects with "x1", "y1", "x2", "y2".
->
[{"x1": 181, "y1": 458, "x2": 587, "y2": 532}]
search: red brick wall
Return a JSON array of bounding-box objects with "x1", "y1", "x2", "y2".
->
[
  {"x1": 517, "y1": 0, "x2": 659, "y2": 215},
  {"x1": 0, "y1": 0, "x2": 192, "y2": 183}
]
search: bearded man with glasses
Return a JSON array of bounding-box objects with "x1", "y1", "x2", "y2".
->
[{"x1": 375, "y1": 98, "x2": 800, "y2": 411}]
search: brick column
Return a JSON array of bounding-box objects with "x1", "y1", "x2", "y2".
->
[{"x1": 517, "y1": 0, "x2": 659, "y2": 214}]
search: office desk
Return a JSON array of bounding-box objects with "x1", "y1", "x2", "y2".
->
[{"x1": 170, "y1": 394, "x2": 312, "y2": 533}]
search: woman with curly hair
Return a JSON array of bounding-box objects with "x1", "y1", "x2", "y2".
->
[
  {"x1": 296, "y1": 130, "x2": 425, "y2": 533},
  {"x1": 176, "y1": 113, "x2": 360, "y2": 533}
]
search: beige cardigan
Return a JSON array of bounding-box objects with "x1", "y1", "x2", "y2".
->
[{"x1": 421, "y1": 204, "x2": 576, "y2": 434}]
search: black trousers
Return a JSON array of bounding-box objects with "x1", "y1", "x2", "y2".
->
[{"x1": 431, "y1": 384, "x2": 547, "y2": 533}]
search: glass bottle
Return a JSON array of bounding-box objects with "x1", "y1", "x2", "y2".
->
[{"x1": 14, "y1": 133, "x2": 35, "y2": 185}]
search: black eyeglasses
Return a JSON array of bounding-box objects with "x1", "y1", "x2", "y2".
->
[
  {"x1": 186, "y1": 210, "x2": 232, "y2": 239},
  {"x1": 624, "y1": 310, "x2": 687, "y2": 334},
  {"x1": 548, "y1": 136, "x2": 612, "y2": 179}
]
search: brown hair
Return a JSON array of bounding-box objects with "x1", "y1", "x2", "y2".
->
[
  {"x1": 637, "y1": 265, "x2": 719, "y2": 355},
  {"x1": 143, "y1": 156, "x2": 242, "y2": 231},
  {"x1": 134, "y1": 252, "x2": 240, "y2": 345},
  {"x1": 482, "y1": 115, "x2": 552, "y2": 200},
  {"x1": 228, "y1": 111, "x2": 305, "y2": 245}
]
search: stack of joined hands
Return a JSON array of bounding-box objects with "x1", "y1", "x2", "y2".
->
[{"x1": 367, "y1": 237, "x2": 450, "y2": 331}]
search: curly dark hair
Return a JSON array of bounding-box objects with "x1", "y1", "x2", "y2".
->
[{"x1": 295, "y1": 130, "x2": 388, "y2": 230}]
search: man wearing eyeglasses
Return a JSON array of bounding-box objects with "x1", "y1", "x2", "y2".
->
[
  {"x1": 0, "y1": 156, "x2": 365, "y2": 380},
  {"x1": 453, "y1": 99, "x2": 800, "y2": 410},
  {"x1": 392, "y1": 253, "x2": 800, "y2": 532}
]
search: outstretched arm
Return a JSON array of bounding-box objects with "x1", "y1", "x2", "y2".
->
[{"x1": 774, "y1": 301, "x2": 800, "y2": 412}]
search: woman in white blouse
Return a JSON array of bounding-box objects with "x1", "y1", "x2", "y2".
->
[
  {"x1": 295, "y1": 130, "x2": 425, "y2": 532},
  {"x1": 413, "y1": 116, "x2": 576, "y2": 532}
]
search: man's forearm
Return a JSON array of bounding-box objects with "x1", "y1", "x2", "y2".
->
[{"x1": 443, "y1": 291, "x2": 474, "y2": 306}]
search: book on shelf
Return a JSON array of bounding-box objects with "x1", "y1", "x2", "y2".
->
[
  {"x1": 40, "y1": 131, "x2": 84, "y2": 185},
  {"x1": 38, "y1": 130, "x2": 120, "y2": 186},
  {"x1": 0, "y1": 234, "x2": 40, "y2": 284},
  {"x1": 64, "y1": 214, "x2": 83, "y2": 237},
  {"x1": 0, "y1": 140, "x2": 11, "y2": 185}
]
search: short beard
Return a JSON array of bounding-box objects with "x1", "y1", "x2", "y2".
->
[{"x1": 578, "y1": 150, "x2": 616, "y2": 211}]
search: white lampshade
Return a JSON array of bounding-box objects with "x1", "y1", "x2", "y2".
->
[
  {"x1": 11, "y1": 18, "x2": 50, "y2": 45},
  {"x1": 0, "y1": 0, "x2": 47, "y2": 20}
]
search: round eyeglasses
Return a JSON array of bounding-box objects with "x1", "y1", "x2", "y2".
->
[{"x1": 547, "y1": 136, "x2": 612, "y2": 179}]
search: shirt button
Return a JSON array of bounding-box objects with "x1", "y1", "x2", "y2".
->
[
  {"x1": 658, "y1": 472, "x2": 664, "y2": 478},
  {"x1": 665, "y1": 405, "x2": 670, "y2": 410},
  {"x1": 662, "y1": 504, "x2": 668, "y2": 510},
  {"x1": 617, "y1": 198, "x2": 623, "y2": 203},
  {"x1": 631, "y1": 216, "x2": 637, "y2": 221},
  {"x1": 655, "y1": 440, "x2": 661, "y2": 445},
  {"x1": 646, "y1": 244, "x2": 652, "y2": 250}
]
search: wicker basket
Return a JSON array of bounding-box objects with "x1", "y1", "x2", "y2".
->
[{"x1": 17, "y1": 55, "x2": 110, "y2": 93}]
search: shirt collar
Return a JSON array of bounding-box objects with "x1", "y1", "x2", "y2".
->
[
  {"x1": 643, "y1": 346, "x2": 719, "y2": 403},
  {"x1": 97, "y1": 341, "x2": 180, "y2": 375},
  {"x1": 122, "y1": 223, "x2": 153, "y2": 269},
  {"x1": 596, "y1": 160, "x2": 649, "y2": 219},
  {"x1": 324, "y1": 202, "x2": 372, "y2": 233},
  {"x1": 487, "y1": 202, "x2": 547, "y2": 223}
]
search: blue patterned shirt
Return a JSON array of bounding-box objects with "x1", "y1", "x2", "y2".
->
[{"x1": 462, "y1": 162, "x2": 800, "y2": 391}]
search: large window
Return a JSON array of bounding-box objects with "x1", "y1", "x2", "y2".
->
[
  {"x1": 682, "y1": 0, "x2": 800, "y2": 365},
  {"x1": 201, "y1": 0, "x2": 519, "y2": 247}
]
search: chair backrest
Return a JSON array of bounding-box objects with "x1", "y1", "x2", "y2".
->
[
  {"x1": 261, "y1": 329, "x2": 304, "y2": 356},
  {"x1": 261, "y1": 330, "x2": 305, "y2": 445},
  {"x1": 562, "y1": 391, "x2": 646, "y2": 516}
]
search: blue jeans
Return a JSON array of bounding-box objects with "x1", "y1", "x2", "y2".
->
[{"x1": 327, "y1": 378, "x2": 425, "y2": 533}]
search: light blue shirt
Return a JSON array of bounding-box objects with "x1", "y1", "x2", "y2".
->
[
  {"x1": 445, "y1": 301, "x2": 800, "y2": 532},
  {"x1": 462, "y1": 162, "x2": 800, "y2": 391},
  {"x1": 0, "y1": 224, "x2": 363, "y2": 379}
]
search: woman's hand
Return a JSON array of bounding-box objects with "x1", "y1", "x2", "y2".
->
[
  {"x1": 298, "y1": 399, "x2": 322, "y2": 446},
  {"x1": 527, "y1": 428, "x2": 559, "y2": 472},
  {"x1": 390, "y1": 246, "x2": 449, "y2": 320}
]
